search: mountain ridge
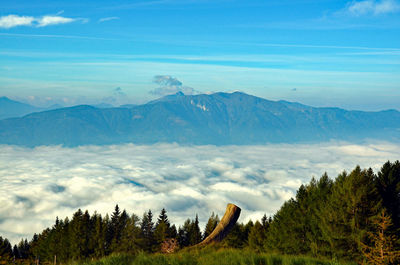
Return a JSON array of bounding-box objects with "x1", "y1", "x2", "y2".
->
[{"x1": 0, "y1": 92, "x2": 399, "y2": 146}]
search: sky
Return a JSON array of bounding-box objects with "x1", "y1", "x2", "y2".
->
[
  {"x1": 0, "y1": 0, "x2": 399, "y2": 110},
  {"x1": 1, "y1": 141, "x2": 399, "y2": 244}
]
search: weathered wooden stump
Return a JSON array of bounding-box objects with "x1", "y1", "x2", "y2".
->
[{"x1": 197, "y1": 203, "x2": 241, "y2": 246}]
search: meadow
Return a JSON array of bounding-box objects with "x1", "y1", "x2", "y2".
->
[{"x1": 70, "y1": 247, "x2": 355, "y2": 265}]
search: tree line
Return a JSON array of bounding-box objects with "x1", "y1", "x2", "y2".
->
[{"x1": 0, "y1": 160, "x2": 399, "y2": 264}]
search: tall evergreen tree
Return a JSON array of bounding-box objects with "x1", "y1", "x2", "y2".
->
[
  {"x1": 92, "y1": 213, "x2": 106, "y2": 258},
  {"x1": 177, "y1": 219, "x2": 191, "y2": 247},
  {"x1": 361, "y1": 209, "x2": 400, "y2": 265},
  {"x1": 319, "y1": 167, "x2": 381, "y2": 261},
  {"x1": 203, "y1": 212, "x2": 219, "y2": 240},
  {"x1": 189, "y1": 214, "x2": 202, "y2": 246},
  {"x1": 154, "y1": 208, "x2": 172, "y2": 248},
  {"x1": 69, "y1": 209, "x2": 85, "y2": 259},
  {"x1": 0, "y1": 236, "x2": 13, "y2": 263},
  {"x1": 248, "y1": 221, "x2": 266, "y2": 252},
  {"x1": 141, "y1": 210, "x2": 155, "y2": 252},
  {"x1": 108, "y1": 205, "x2": 121, "y2": 253},
  {"x1": 376, "y1": 161, "x2": 400, "y2": 229},
  {"x1": 120, "y1": 214, "x2": 142, "y2": 254}
]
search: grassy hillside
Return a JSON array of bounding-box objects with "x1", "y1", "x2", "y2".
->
[{"x1": 70, "y1": 247, "x2": 355, "y2": 265}]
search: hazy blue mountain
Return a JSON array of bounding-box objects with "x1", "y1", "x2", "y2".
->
[
  {"x1": 0, "y1": 97, "x2": 65, "y2": 120},
  {"x1": 119, "y1": 104, "x2": 137, "y2": 108},
  {"x1": 0, "y1": 97, "x2": 43, "y2": 120},
  {"x1": 0, "y1": 92, "x2": 399, "y2": 146},
  {"x1": 92, "y1": 103, "x2": 115, "y2": 108}
]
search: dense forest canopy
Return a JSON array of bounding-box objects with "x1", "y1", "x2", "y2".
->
[{"x1": 1, "y1": 161, "x2": 399, "y2": 264}]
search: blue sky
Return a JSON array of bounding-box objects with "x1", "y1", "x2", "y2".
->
[{"x1": 0, "y1": 0, "x2": 399, "y2": 110}]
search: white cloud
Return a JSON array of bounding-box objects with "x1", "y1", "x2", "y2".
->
[
  {"x1": 150, "y1": 75, "x2": 198, "y2": 96},
  {"x1": 346, "y1": 0, "x2": 400, "y2": 16},
  {"x1": 36, "y1": 16, "x2": 76, "y2": 27},
  {"x1": 0, "y1": 14, "x2": 86, "y2": 29},
  {"x1": 98, "y1": 17, "x2": 120, "y2": 23},
  {"x1": 0, "y1": 141, "x2": 399, "y2": 244},
  {"x1": 0, "y1": 15, "x2": 35, "y2": 29}
]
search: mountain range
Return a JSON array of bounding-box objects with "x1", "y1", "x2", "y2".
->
[{"x1": 0, "y1": 92, "x2": 399, "y2": 146}]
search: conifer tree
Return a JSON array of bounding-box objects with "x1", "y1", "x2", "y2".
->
[
  {"x1": 203, "y1": 212, "x2": 219, "y2": 240},
  {"x1": 92, "y1": 213, "x2": 106, "y2": 258},
  {"x1": 17, "y1": 239, "x2": 30, "y2": 259},
  {"x1": 225, "y1": 222, "x2": 252, "y2": 248},
  {"x1": 154, "y1": 208, "x2": 172, "y2": 248},
  {"x1": 177, "y1": 219, "x2": 191, "y2": 247},
  {"x1": 248, "y1": 221, "x2": 266, "y2": 252},
  {"x1": 189, "y1": 214, "x2": 202, "y2": 245},
  {"x1": 0, "y1": 237, "x2": 13, "y2": 264},
  {"x1": 141, "y1": 210, "x2": 155, "y2": 252},
  {"x1": 12, "y1": 244, "x2": 19, "y2": 259},
  {"x1": 120, "y1": 214, "x2": 142, "y2": 254},
  {"x1": 108, "y1": 205, "x2": 121, "y2": 253},
  {"x1": 376, "y1": 161, "x2": 400, "y2": 229},
  {"x1": 69, "y1": 209, "x2": 85, "y2": 259},
  {"x1": 319, "y1": 166, "x2": 381, "y2": 261},
  {"x1": 361, "y1": 210, "x2": 400, "y2": 265}
]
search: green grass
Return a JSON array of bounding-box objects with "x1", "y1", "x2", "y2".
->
[{"x1": 70, "y1": 247, "x2": 355, "y2": 265}]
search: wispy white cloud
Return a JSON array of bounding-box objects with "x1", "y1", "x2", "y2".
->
[
  {"x1": 0, "y1": 14, "x2": 87, "y2": 29},
  {"x1": 344, "y1": 0, "x2": 400, "y2": 16},
  {"x1": 35, "y1": 16, "x2": 75, "y2": 27},
  {"x1": 0, "y1": 15, "x2": 35, "y2": 29},
  {"x1": 98, "y1": 17, "x2": 119, "y2": 23},
  {"x1": 0, "y1": 142, "x2": 399, "y2": 244},
  {"x1": 0, "y1": 33, "x2": 113, "y2": 40}
]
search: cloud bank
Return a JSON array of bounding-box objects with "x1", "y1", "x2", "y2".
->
[
  {"x1": 0, "y1": 142, "x2": 399, "y2": 244},
  {"x1": 0, "y1": 14, "x2": 86, "y2": 29}
]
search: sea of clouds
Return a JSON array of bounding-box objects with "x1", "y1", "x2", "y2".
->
[{"x1": 1, "y1": 142, "x2": 400, "y2": 244}]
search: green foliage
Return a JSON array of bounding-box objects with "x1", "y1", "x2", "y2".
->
[
  {"x1": 154, "y1": 208, "x2": 176, "y2": 250},
  {"x1": 248, "y1": 221, "x2": 267, "y2": 252},
  {"x1": 203, "y1": 212, "x2": 219, "y2": 240},
  {"x1": 69, "y1": 247, "x2": 356, "y2": 265},
  {"x1": 177, "y1": 214, "x2": 202, "y2": 247},
  {"x1": 375, "y1": 161, "x2": 400, "y2": 229},
  {"x1": 140, "y1": 210, "x2": 155, "y2": 252},
  {"x1": 0, "y1": 236, "x2": 13, "y2": 264}
]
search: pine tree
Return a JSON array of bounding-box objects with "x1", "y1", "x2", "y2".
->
[
  {"x1": 177, "y1": 219, "x2": 191, "y2": 247},
  {"x1": 120, "y1": 214, "x2": 142, "y2": 253},
  {"x1": 248, "y1": 221, "x2": 266, "y2": 252},
  {"x1": 361, "y1": 210, "x2": 400, "y2": 265},
  {"x1": 376, "y1": 161, "x2": 400, "y2": 229},
  {"x1": 110, "y1": 206, "x2": 128, "y2": 252},
  {"x1": 0, "y1": 237, "x2": 13, "y2": 264},
  {"x1": 69, "y1": 209, "x2": 85, "y2": 259},
  {"x1": 109, "y1": 205, "x2": 121, "y2": 252},
  {"x1": 141, "y1": 210, "x2": 155, "y2": 252},
  {"x1": 12, "y1": 245, "x2": 19, "y2": 259},
  {"x1": 17, "y1": 239, "x2": 30, "y2": 259},
  {"x1": 92, "y1": 213, "x2": 106, "y2": 258},
  {"x1": 189, "y1": 214, "x2": 202, "y2": 245},
  {"x1": 223, "y1": 222, "x2": 249, "y2": 248},
  {"x1": 203, "y1": 212, "x2": 219, "y2": 240},
  {"x1": 154, "y1": 208, "x2": 172, "y2": 248},
  {"x1": 319, "y1": 166, "x2": 381, "y2": 261}
]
